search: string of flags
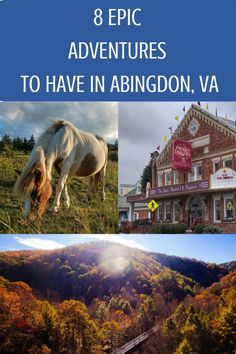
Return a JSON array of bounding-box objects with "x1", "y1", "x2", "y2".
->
[
  {"x1": 161, "y1": 105, "x2": 186, "y2": 144},
  {"x1": 159, "y1": 102, "x2": 235, "y2": 151}
]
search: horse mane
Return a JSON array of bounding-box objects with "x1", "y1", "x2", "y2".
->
[
  {"x1": 14, "y1": 120, "x2": 65, "y2": 198},
  {"x1": 35, "y1": 120, "x2": 65, "y2": 149}
]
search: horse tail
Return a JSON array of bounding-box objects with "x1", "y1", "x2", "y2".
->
[
  {"x1": 14, "y1": 147, "x2": 47, "y2": 198},
  {"x1": 95, "y1": 135, "x2": 109, "y2": 169}
]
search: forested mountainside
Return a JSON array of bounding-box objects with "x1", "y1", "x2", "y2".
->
[
  {"x1": 151, "y1": 252, "x2": 229, "y2": 287},
  {"x1": 0, "y1": 242, "x2": 199, "y2": 303},
  {"x1": 140, "y1": 271, "x2": 236, "y2": 354},
  {"x1": 0, "y1": 241, "x2": 229, "y2": 301},
  {"x1": 0, "y1": 241, "x2": 235, "y2": 354}
]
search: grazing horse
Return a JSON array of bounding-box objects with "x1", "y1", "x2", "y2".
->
[{"x1": 14, "y1": 120, "x2": 108, "y2": 217}]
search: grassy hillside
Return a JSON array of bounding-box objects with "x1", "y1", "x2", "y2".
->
[{"x1": 0, "y1": 152, "x2": 118, "y2": 234}]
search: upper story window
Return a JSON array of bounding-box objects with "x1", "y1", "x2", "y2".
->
[
  {"x1": 165, "y1": 171, "x2": 172, "y2": 186},
  {"x1": 223, "y1": 159, "x2": 232, "y2": 169},
  {"x1": 188, "y1": 163, "x2": 202, "y2": 182},
  {"x1": 158, "y1": 172, "x2": 164, "y2": 187},
  {"x1": 213, "y1": 160, "x2": 220, "y2": 173},
  {"x1": 222, "y1": 155, "x2": 233, "y2": 169},
  {"x1": 173, "y1": 171, "x2": 180, "y2": 185}
]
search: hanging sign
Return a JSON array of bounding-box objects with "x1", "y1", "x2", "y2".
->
[{"x1": 172, "y1": 139, "x2": 192, "y2": 172}]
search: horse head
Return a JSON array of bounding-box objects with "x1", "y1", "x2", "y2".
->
[{"x1": 15, "y1": 148, "x2": 52, "y2": 217}]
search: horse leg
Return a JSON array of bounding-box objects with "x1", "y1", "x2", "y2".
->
[
  {"x1": 89, "y1": 165, "x2": 106, "y2": 202},
  {"x1": 86, "y1": 176, "x2": 93, "y2": 201},
  {"x1": 100, "y1": 162, "x2": 107, "y2": 201},
  {"x1": 55, "y1": 163, "x2": 70, "y2": 208},
  {"x1": 50, "y1": 172, "x2": 69, "y2": 212},
  {"x1": 64, "y1": 183, "x2": 71, "y2": 208}
]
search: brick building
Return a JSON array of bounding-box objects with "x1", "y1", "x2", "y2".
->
[{"x1": 127, "y1": 104, "x2": 236, "y2": 233}]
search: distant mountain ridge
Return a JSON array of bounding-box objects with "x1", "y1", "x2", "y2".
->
[
  {"x1": 150, "y1": 252, "x2": 229, "y2": 287},
  {"x1": 0, "y1": 241, "x2": 232, "y2": 303},
  {"x1": 220, "y1": 260, "x2": 236, "y2": 271}
]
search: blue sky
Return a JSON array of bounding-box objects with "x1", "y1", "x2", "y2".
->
[{"x1": 0, "y1": 234, "x2": 235, "y2": 264}]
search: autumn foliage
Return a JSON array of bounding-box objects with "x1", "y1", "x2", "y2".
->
[{"x1": 0, "y1": 242, "x2": 235, "y2": 353}]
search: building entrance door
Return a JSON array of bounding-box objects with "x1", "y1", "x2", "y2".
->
[{"x1": 189, "y1": 195, "x2": 202, "y2": 227}]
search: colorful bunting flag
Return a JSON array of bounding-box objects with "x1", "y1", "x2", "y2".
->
[
  {"x1": 183, "y1": 106, "x2": 186, "y2": 112},
  {"x1": 197, "y1": 101, "x2": 201, "y2": 106},
  {"x1": 162, "y1": 135, "x2": 167, "y2": 142},
  {"x1": 174, "y1": 115, "x2": 179, "y2": 122},
  {"x1": 224, "y1": 114, "x2": 228, "y2": 120},
  {"x1": 205, "y1": 103, "x2": 209, "y2": 111},
  {"x1": 215, "y1": 108, "x2": 218, "y2": 117}
]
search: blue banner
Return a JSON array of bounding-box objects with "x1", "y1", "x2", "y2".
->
[{"x1": 0, "y1": 0, "x2": 235, "y2": 101}]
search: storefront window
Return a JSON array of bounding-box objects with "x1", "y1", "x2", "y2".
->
[
  {"x1": 157, "y1": 204, "x2": 163, "y2": 221},
  {"x1": 189, "y1": 164, "x2": 202, "y2": 182},
  {"x1": 165, "y1": 204, "x2": 171, "y2": 222},
  {"x1": 165, "y1": 172, "x2": 172, "y2": 186},
  {"x1": 224, "y1": 197, "x2": 234, "y2": 219},
  {"x1": 173, "y1": 203, "x2": 179, "y2": 223},
  {"x1": 214, "y1": 198, "x2": 221, "y2": 222}
]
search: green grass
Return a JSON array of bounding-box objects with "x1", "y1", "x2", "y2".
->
[{"x1": 0, "y1": 152, "x2": 118, "y2": 234}]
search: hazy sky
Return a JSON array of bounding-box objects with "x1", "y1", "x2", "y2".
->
[
  {"x1": 0, "y1": 234, "x2": 235, "y2": 263},
  {"x1": 0, "y1": 102, "x2": 118, "y2": 142},
  {"x1": 119, "y1": 102, "x2": 236, "y2": 185}
]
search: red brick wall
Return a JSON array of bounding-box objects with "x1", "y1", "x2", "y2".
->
[
  {"x1": 156, "y1": 108, "x2": 236, "y2": 168},
  {"x1": 153, "y1": 108, "x2": 236, "y2": 189},
  {"x1": 137, "y1": 210, "x2": 149, "y2": 219}
]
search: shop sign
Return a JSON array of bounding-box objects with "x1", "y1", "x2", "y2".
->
[
  {"x1": 211, "y1": 168, "x2": 236, "y2": 189},
  {"x1": 172, "y1": 139, "x2": 192, "y2": 172},
  {"x1": 149, "y1": 179, "x2": 209, "y2": 197}
]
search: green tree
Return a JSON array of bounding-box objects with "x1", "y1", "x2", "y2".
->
[{"x1": 140, "y1": 151, "x2": 159, "y2": 193}]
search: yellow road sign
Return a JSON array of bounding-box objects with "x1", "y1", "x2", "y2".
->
[
  {"x1": 226, "y1": 201, "x2": 233, "y2": 210},
  {"x1": 148, "y1": 200, "x2": 159, "y2": 212}
]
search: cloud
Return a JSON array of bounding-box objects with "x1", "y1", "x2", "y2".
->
[
  {"x1": 89, "y1": 234, "x2": 149, "y2": 251},
  {"x1": 14, "y1": 236, "x2": 65, "y2": 250},
  {"x1": 0, "y1": 102, "x2": 118, "y2": 142}
]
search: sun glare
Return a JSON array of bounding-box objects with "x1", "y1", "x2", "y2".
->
[{"x1": 100, "y1": 245, "x2": 130, "y2": 274}]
